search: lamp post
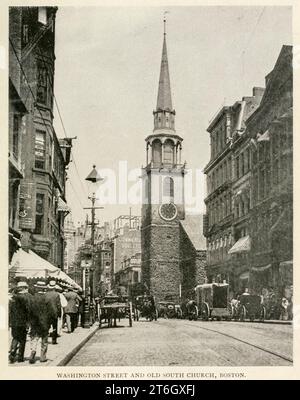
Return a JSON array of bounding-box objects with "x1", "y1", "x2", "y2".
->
[{"x1": 84, "y1": 165, "x2": 104, "y2": 326}]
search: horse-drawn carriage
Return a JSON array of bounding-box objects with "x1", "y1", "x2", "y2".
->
[
  {"x1": 98, "y1": 294, "x2": 133, "y2": 328},
  {"x1": 157, "y1": 301, "x2": 182, "y2": 319},
  {"x1": 133, "y1": 295, "x2": 158, "y2": 321},
  {"x1": 238, "y1": 294, "x2": 266, "y2": 322},
  {"x1": 195, "y1": 283, "x2": 231, "y2": 321}
]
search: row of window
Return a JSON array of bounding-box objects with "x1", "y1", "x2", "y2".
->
[
  {"x1": 34, "y1": 129, "x2": 65, "y2": 188},
  {"x1": 207, "y1": 193, "x2": 232, "y2": 226},
  {"x1": 234, "y1": 195, "x2": 250, "y2": 219},
  {"x1": 207, "y1": 234, "x2": 233, "y2": 251},
  {"x1": 235, "y1": 148, "x2": 250, "y2": 180},
  {"x1": 211, "y1": 120, "x2": 228, "y2": 159},
  {"x1": 207, "y1": 157, "x2": 231, "y2": 193},
  {"x1": 152, "y1": 139, "x2": 177, "y2": 165}
]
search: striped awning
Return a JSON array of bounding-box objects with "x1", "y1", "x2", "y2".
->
[
  {"x1": 228, "y1": 235, "x2": 251, "y2": 254},
  {"x1": 57, "y1": 197, "x2": 71, "y2": 213}
]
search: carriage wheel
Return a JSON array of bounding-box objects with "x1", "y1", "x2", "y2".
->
[
  {"x1": 260, "y1": 306, "x2": 266, "y2": 322},
  {"x1": 194, "y1": 306, "x2": 199, "y2": 321},
  {"x1": 239, "y1": 305, "x2": 246, "y2": 322},
  {"x1": 201, "y1": 303, "x2": 209, "y2": 321}
]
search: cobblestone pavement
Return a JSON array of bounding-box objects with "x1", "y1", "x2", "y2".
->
[{"x1": 68, "y1": 319, "x2": 292, "y2": 366}]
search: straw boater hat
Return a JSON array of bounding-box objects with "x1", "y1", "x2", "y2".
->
[
  {"x1": 48, "y1": 280, "x2": 57, "y2": 289},
  {"x1": 16, "y1": 281, "x2": 28, "y2": 290},
  {"x1": 34, "y1": 281, "x2": 47, "y2": 290},
  {"x1": 55, "y1": 284, "x2": 62, "y2": 292}
]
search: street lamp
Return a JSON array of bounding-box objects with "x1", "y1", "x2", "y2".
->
[{"x1": 84, "y1": 165, "x2": 104, "y2": 326}]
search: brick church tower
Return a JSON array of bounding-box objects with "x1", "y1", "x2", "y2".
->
[{"x1": 141, "y1": 19, "x2": 186, "y2": 302}]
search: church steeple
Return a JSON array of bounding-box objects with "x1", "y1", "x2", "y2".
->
[{"x1": 153, "y1": 17, "x2": 176, "y2": 132}]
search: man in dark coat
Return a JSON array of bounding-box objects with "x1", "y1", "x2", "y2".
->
[
  {"x1": 44, "y1": 280, "x2": 61, "y2": 344},
  {"x1": 29, "y1": 281, "x2": 51, "y2": 364},
  {"x1": 64, "y1": 287, "x2": 82, "y2": 333},
  {"x1": 9, "y1": 281, "x2": 32, "y2": 363}
]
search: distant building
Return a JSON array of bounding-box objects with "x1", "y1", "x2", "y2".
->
[
  {"x1": 110, "y1": 221, "x2": 141, "y2": 289},
  {"x1": 114, "y1": 252, "x2": 141, "y2": 294}
]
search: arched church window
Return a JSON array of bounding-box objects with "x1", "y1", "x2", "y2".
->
[
  {"x1": 163, "y1": 177, "x2": 174, "y2": 199},
  {"x1": 164, "y1": 140, "x2": 174, "y2": 165},
  {"x1": 152, "y1": 140, "x2": 162, "y2": 166}
]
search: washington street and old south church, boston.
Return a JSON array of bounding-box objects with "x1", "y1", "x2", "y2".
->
[{"x1": 141, "y1": 21, "x2": 207, "y2": 302}]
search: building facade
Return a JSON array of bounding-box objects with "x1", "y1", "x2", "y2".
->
[
  {"x1": 114, "y1": 252, "x2": 141, "y2": 295},
  {"x1": 247, "y1": 45, "x2": 293, "y2": 299},
  {"x1": 9, "y1": 7, "x2": 73, "y2": 268},
  {"x1": 203, "y1": 88, "x2": 264, "y2": 291}
]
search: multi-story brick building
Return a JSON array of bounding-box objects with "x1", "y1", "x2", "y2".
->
[
  {"x1": 9, "y1": 7, "x2": 73, "y2": 268},
  {"x1": 110, "y1": 218, "x2": 141, "y2": 290},
  {"x1": 203, "y1": 88, "x2": 264, "y2": 290},
  {"x1": 247, "y1": 45, "x2": 293, "y2": 297},
  {"x1": 114, "y1": 252, "x2": 141, "y2": 295}
]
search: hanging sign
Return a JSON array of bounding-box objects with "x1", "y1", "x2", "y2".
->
[{"x1": 19, "y1": 182, "x2": 36, "y2": 229}]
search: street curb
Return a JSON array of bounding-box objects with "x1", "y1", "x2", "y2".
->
[{"x1": 56, "y1": 324, "x2": 99, "y2": 366}]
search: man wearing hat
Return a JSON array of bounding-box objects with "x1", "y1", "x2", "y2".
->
[
  {"x1": 44, "y1": 280, "x2": 61, "y2": 344},
  {"x1": 29, "y1": 281, "x2": 50, "y2": 363},
  {"x1": 9, "y1": 281, "x2": 32, "y2": 363},
  {"x1": 54, "y1": 284, "x2": 67, "y2": 336},
  {"x1": 64, "y1": 287, "x2": 82, "y2": 333}
]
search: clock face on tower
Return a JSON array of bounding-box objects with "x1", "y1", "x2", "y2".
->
[{"x1": 159, "y1": 203, "x2": 178, "y2": 221}]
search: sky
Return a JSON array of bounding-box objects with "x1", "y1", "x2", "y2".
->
[{"x1": 52, "y1": 6, "x2": 292, "y2": 227}]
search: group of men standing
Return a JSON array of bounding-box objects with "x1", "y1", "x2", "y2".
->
[{"x1": 9, "y1": 280, "x2": 82, "y2": 364}]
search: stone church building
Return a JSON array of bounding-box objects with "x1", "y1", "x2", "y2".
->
[{"x1": 141, "y1": 22, "x2": 206, "y2": 302}]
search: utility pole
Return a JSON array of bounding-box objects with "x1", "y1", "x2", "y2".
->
[
  {"x1": 84, "y1": 165, "x2": 104, "y2": 327},
  {"x1": 84, "y1": 193, "x2": 103, "y2": 303}
]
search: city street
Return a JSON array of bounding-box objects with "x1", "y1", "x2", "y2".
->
[{"x1": 68, "y1": 319, "x2": 292, "y2": 366}]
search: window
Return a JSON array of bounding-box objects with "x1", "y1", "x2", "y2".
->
[
  {"x1": 22, "y1": 24, "x2": 29, "y2": 45},
  {"x1": 236, "y1": 156, "x2": 239, "y2": 179},
  {"x1": 152, "y1": 140, "x2": 162, "y2": 165},
  {"x1": 105, "y1": 261, "x2": 110, "y2": 266},
  {"x1": 49, "y1": 136, "x2": 53, "y2": 171},
  {"x1": 38, "y1": 7, "x2": 48, "y2": 25},
  {"x1": 35, "y1": 130, "x2": 46, "y2": 169},
  {"x1": 240, "y1": 153, "x2": 244, "y2": 176},
  {"x1": 35, "y1": 193, "x2": 44, "y2": 234},
  {"x1": 259, "y1": 169, "x2": 265, "y2": 199},
  {"x1": 273, "y1": 159, "x2": 279, "y2": 185},
  {"x1": 164, "y1": 140, "x2": 174, "y2": 165},
  {"x1": 36, "y1": 63, "x2": 48, "y2": 105},
  {"x1": 163, "y1": 177, "x2": 174, "y2": 199},
  {"x1": 12, "y1": 114, "x2": 20, "y2": 159},
  {"x1": 244, "y1": 149, "x2": 249, "y2": 172}
]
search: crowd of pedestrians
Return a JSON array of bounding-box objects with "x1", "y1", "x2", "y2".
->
[{"x1": 9, "y1": 279, "x2": 84, "y2": 364}]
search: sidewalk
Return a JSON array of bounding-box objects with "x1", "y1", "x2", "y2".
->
[{"x1": 9, "y1": 323, "x2": 99, "y2": 367}]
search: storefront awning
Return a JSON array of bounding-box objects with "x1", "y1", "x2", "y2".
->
[
  {"x1": 228, "y1": 235, "x2": 251, "y2": 254},
  {"x1": 251, "y1": 264, "x2": 272, "y2": 273},
  {"x1": 9, "y1": 249, "x2": 59, "y2": 279},
  {"x1": 279, "y1": 260, "x2": 293, "y2": 269},
  {"x1": 57, "y1": 197, "x2": 71, "y2": 213},
  {"x1": 55, "y1": 270, "x2": 82, "y2": 291}
]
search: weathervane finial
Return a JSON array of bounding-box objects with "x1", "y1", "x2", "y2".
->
[{"x1": 163, "y1": 11, "x2": 169, "y2": 36}]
